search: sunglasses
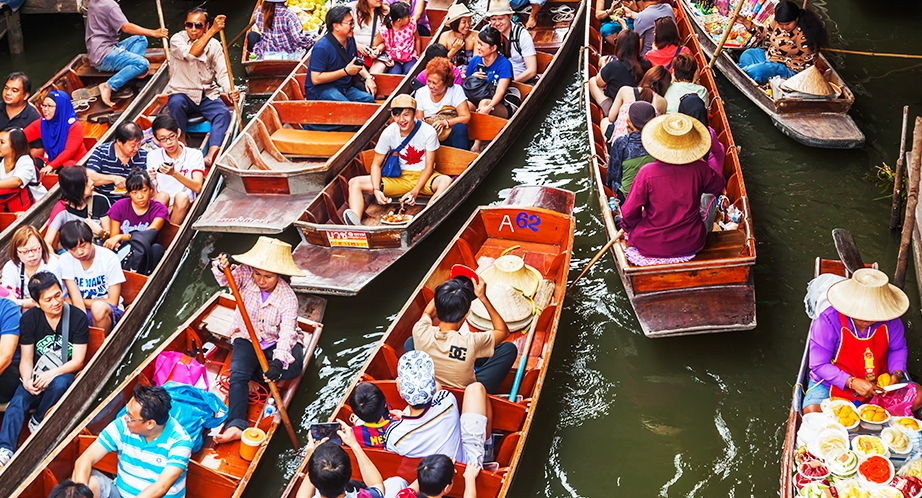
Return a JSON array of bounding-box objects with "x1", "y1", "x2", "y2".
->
[{"x1": 185, "y1": 21, "x2": 205, "y2": 29}]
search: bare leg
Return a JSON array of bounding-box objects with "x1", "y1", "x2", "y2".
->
[
  {"x1": 90, "y1": 301, "x2": 113, "y2": 335},
  {"x1": 170, "y1": 193, "x2": 191, "y2": 224},
  {"x1": 588, "y1": 77, "x2": 607, "y2": 107},
  {"x1": 369, "y1": 61, "x2": 388, "y2": 74},
  {"x1": 204, "y1": 145, "x2": 221, "y2": 168},
  {"x1": 803, "y1": 404, "x2": 822, "y2": 414},
  {"x1": 348, "y1": 175, "x2": 376, "y2": 220},
  {"x1": 98, "y1": 82, "x2": 114, "y2": 107},
  {"x1": 430, "y1": 175, "x2": 452, "y2": 199},
  {"x1": 462, "y1": 382, "x2": 491, "y2": 436},
  {"x1": 214, "y1": 425, "x2": 243, "y2": 444},
  {"x1": 152, "y1": 191, "x2": 170, "y2": 209}
]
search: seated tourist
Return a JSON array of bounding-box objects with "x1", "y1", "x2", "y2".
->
[
  {"x1": 146, "y1": 115, "x2": 205, "y2": 224},
  {"x1": 349, "y1": 382, "x2": 394, "y2": 448},
  {"x1": 210, "y1": 237, "x2": 305, "y2": 444},
  {"x1": 45, "y1": 166, "x2": 111, "y2": 249},
  {"x1": 0, "y1": 299, "x2": 20, "y2": 406},
  {"x1": 606, "y1": 101, "x2": 655, "y2": 203},
  {"x1": 642, "y1": 17, "x2": 691, "y2": 69},
  {"x1": 344, "y1": 95, "x2": 449, "y2": 226},
  {"x1": 405, "y1": 275, "x2": 515, "y2": 394},
  {"x1": 370, "y1": 2, "x2": 420, "y2": 75},
  {"x1": 620, "y1": 114, "x2": 726, "y2": 263},
  {"x1": 595, "y1": 0, "x2": 633, "y2": 43},
  {"x1": 736, "y1": 0, "x2": 828, "y2": 84},
  {"x1": 466, "y1": 27, "x2": 517, "y2": 120},
  {"x1": 72, "y1": 384, "x2": 193, "y2": 498},
  {"x1": 0, "y1": 271, "x2": 88, "y2": 466},
  {"x1": 247, "y1": 0, "x2": 316, "y2": 61},
  {"x1": 2, "y1": 226, "x2": 62, "y2": 310},
  {"x1": 386, "y1": 351, "x2": 490, "y2": 466},
  {"x1": 415, "y1": 57, "x2": 472, "y2": 150},
  {"x1": 487, "y1": 1, "x2": 537, "y2": 83},
  {"x1": 23, "y1": 90, "x2": 88, "y2": 174},
  {"x1": 104, "y1": 170, "x2": 168, "y2": 270},
  {"x1": 86, "y1": 122, "x2": 148, "y2": 204},
  {"x1": 677, "y1": 94, "x2": 725, "y2": 176},
  {"x1": 414, "y1": 44, "x2": 463, "y2": 91},
  {"x1": 0, "y1": 73, "x2": 40, "y2": 135},
  {"x1": 664, "y1": 53, "x2": 709, "y2": 114},
  {"x1": 391, "y1": 0, "x2": 431, "y2": 36},
  {"x1": 803, "y1": 268, "x2": 922, "y2": 414},
  {"x1": 0, "y1": 127, "x2": 46, "y2": 212},
  {"x1": 588, "y1": 30, "x2": 651, "y2": 116},
  {"x1": 296, "y1": 421, "x2": 386, "y2": 498},
  {"x1": 304, "y1": 6, "x2": 377, "y2": 104},
  {"x1": 602, "y1": 65, "x2": 670, "y2": 140},
  {"x1": 48, "y1": 479, "x2": 94, "y2": 498},
  {"x1": 395, "y1": 454, "x2": 480, "y2": 498},
  {"x1": 438, "y1": 4, "x2": 477, "y2": 70},
  {"x1": 350, "y1": 0, "x2": 386, "y2": 63},
  {"x1": 59, "y1": 220, "x2": 125, "y2": 334},
  {"x1": 622, "y1": 0, "x2": 675, "y2": 55}
]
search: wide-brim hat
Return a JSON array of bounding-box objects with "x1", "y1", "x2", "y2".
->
[
  {"x1": 470, "y1": 282, "x2": 533, "y2": 326},
  {"x1": 233, "y1": 236, "x2": 305, "y2": 277},
  {"x1": 468, "y1": 311, "x2": 533, "y2": 333},
  {"x1": 826, "y1": 268, "x2": 909, "y2": 322},
  {"x1": 486, "y1": 0, "x2": 515, "y2": 16},
  {"x1": 446, "y1": 3, "x2": 474, "y2": 24},
  {"x1": 641, "y1": 113, "x2": 712, "y2": 165},
  {"x1": 781, "y1": 65, "x2": 835, "y2": 97},
  {"x1": 478, "y1": 254, "x2": 541, "y2": 298}
]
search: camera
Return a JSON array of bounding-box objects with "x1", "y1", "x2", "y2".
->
[{"x1": 353, "y1": 57, "x2": 365, "y2": 67}]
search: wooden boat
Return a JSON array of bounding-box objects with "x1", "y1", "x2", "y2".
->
[
  {"x1": 677, "y1": 0, "x2": 863, "y2": 149},
  {"x1": 12, "y1": 292, "x2": 326, "y2": 498},
  {"x1": 240, "y1": 0, "x2": 311, "y2": 98},
  {"x1": 582, "y1": 4, "x2": 757, "y2": 337},
  {"x1": 0, "y1": 88, "x2": 238, "y2": 492},
  {"x1": 279, "y1": 185, "x2": 574, "y2": 498}
]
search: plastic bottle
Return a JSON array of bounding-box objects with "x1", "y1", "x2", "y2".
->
[
  {"x1": 261, "y1": 398, "x2": 278, "y2": 424},
  {"x1": 608, "y1": 197, "x2": 622, "y2": 225}
]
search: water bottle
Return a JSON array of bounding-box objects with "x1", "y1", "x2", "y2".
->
[
  {"x1": 261, "y1": 398, "x2": 278, "y2": 424},
  {"x1": 608, "y1": 197, "x2": 622, "y2": 225}
]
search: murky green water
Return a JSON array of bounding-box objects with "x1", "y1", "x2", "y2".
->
[{"x1": 3, "y1": 0, "x2": 922, "y2": 495}]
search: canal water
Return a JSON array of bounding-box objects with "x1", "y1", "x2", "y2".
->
[{"x1": 2, "y1": 0, "x2": 922, "y2": 495}]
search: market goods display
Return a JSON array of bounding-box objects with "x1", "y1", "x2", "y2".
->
[
  {"x1": 893, "y1": 417, "x2": 921, "y2": 433},
  {"x1": 881, "y1": 428, "x2": 912, "y2": 455},
  {"x1": 891, "y1": 475, "x2": 922, "y2": 497},
  {"x1": 833, "y1": 403, "x2": 862, "y2": 429},
  {"x1": 286, "y1": 0, "x2": 327, "y2": 34},
  {"x1": 853, "y1": 435, "x2": 888, "y2": 458},
  {"x1": 858, "y1": 455, "x2": 893, "y2": 486},
  {"x1": 861, "y1": 405, "x2": 892, "y2": 424}
]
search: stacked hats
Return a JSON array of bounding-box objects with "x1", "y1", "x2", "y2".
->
[
  {"x1": 780, "y1": 66, "x2": 836, "y2": 97},
  {"x1": 468, "y1": 254, "x2": 542, "y2": 332}
]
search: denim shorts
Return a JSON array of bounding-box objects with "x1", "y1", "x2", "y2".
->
[{"x1": 802, "y1": 377, "x2": 831, "y2": 409}]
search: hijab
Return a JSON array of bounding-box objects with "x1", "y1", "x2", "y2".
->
[
  {"x1": 678, "y1": 94, "x2": 708, "y2": 129},
  {"x1": 40, "y1": 90, "x2": 78, "y2": 163}
]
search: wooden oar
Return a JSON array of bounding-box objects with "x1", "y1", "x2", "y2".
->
[
  {"x1": 219, "y1": 29, "x2": 244, "y2": 133},
  {"x1": 221, "y1": 265, "x2": 300, "y2": 451},
  {"x1": 708, "y1": 0, "x2": 747, "y2": 70},
  {"x1": 567, "y1": 229, "x2": 623, "y2": 292},
  {"x1": 508, "y1": 280, "x2": 555, "y2": 401},
  {"x1": 832, "y1": 229, "x2": 864, "y2": 277},
  {"x1": 155, "y1": 0, "x2": 170, "y2": 66}
]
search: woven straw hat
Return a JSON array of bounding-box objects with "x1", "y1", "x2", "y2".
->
[
  {"x1": 478, "y1": 254, "x2": 541, "y2": 297},
  {"x1": 446, "y1": 3, "x2": 473, "y2": 24},
  {"x1": 826, "y1": 268, "x2": 909, "y2": 322},
  {"x1": 233, "y1": 236, "x2": 305, "y2": 277},
  {"x1": 781, "y1": 66, "x2": 835, "y2": 97},
  {"x1": 486, "y1": 0, "x2": 515, "y2": 16},
  {"x1": 641, "y1": 113, "x2": 712, "y2": 165},
  {"x1": 469, "y1": 282, "x2": 534, "y2": 332}
]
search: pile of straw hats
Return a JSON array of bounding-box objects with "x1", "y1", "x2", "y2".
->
[
  {"x1": 781, "y1": 66, "x2": 836, "y2": 97},
  {"x1": 467, "y1": 254, "x2": 541, "y2": 332}
]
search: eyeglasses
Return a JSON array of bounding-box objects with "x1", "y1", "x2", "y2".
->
[
  {"x1": 338, "y1": 20, "x2": 355, "y2": 26},
  {"x1": 40, "y1": 103, "x2": 55, "y2": 109},
  {"x1": 16, "y1": 247, "x2": 41, "y2": 256},
  {"x1": 184, "y1": 21, "x2": 205, "y2": 29},
  {"x1": 156, "y1": 133, "x2": 179, "y2": 143},
  {"x1": 123, "y1": 413, "x2": 145, "y2": 424}
]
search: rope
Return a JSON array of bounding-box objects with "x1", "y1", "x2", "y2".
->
[{"x1": 824, "y1": 47, "x2": 922, "y2": 60}]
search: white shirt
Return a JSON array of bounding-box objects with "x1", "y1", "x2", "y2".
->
[
  {"x1": 509, "y1": 25, "x2": 536, "y2": 78},
  {"x1": 373, "y1": 120, "x2": 439, "y2": 172},
  {"x1": 349, "y1": 1, "x2": 378, "y2": 48},
  {"x1": 385, "y1": 390, "x2": 465, "y2": 462},
  {"x1": 414, "y1": 85, "x2": 467, "y2": 118},
  {"x1": 145, "y1": 144, "x2": 206, "y2": 202},
  {"x1": 1, "y1": 257, "x2": 63, "y2": 300},
  {"x1": 0, "y1": 156, "x2": 47, "y2": 202},
  {"x1": 59, "y1": 245, "x2": 126, "y2": 305}
]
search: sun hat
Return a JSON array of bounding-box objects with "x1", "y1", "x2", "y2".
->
[
  {"x1": 826, "y1": 268, "x2": 909, "y2": 322},
  {"x1": 781, "y1": 65, "x2": 836, "y2": 97},
  {"x1": 397, "y1": 350, "x2": 437, "y2": 406},
  {"x1": 478, "y1": 254, "x2": 542, "y2": 298},
  {"x1": 233, "y1": 236, "x2": 305, "y2": 277},
  {"x1": 391, "y1": 94, "x2": 417, "y2": 110},
  {"x1": 627, "y1": 101, "x2": 656, "y2": 131},
  {"x1": 641, "y1": 113, "x2": 712, "y2": 165},
  {"x1": 468, "y1": 282, "x2": 534, "y2": 332},
  {"x1": 446, "y1": 3, "x2": 474, "y2": 24},
  {"x1": 450, "y1": 264, "x2": 479, "y2": 284},
  {"x1": 600, "y1": 22, "x2": 620, "y2": 40},
  {"x1": 486, "y1": 0, "x2": 515, "y2": 17}
]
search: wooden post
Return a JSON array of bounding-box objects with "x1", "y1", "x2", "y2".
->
[
  {"x1": 708, "y1": 0, "x2": 746, "y2": 70},
  {"x1": 4, "y1": 9, "x2": 23, "y2": 55},
  {"x1": 894, "y1": 117, "x2": 922, "y2": 289},
  {"x1": 890, "y1": 106, "x2": 910, "y2": 229}
]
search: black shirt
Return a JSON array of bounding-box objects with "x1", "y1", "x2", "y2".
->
[
  {"x1": 0, "y1": 102, "x2": 42, "y2": 148},
  {"x1": 600, "y1": 57, "x2": 653, "y2": 101},
  {"x1": 20, "y1": 304, "x2": 89, "y2": 364}
]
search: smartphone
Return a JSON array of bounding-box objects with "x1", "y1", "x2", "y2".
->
[
  {"x1": 310, "y1": 422, "x2": 342, "y2": 445},
  {"x1": 477, "y1": 63, "x2": 486, "y2": 73},
  {"x1": 159, "y1": 161, "x2": 172, "y2": 174},
  {"x1": 353, "y1": 57, "x2": 365, "y2": 67}
]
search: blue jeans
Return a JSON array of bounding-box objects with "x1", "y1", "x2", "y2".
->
[
  {"x1": 167, "y1": 93, "x2": 232, "y2": 149},
  {"x1": 387, "y1": 58, "x2": 418, "y2": 75},
  {"x1": 96, "y1": 36, "x2": 150, "y2": 92},
  {"x1": 802, "y1": 377, "x2": 832, "y2": 410},
  {"x1": 304, "y1": 85, "x2": 375, "y2": 131},
  {"x1": 738, "y1": 48, "x2": 795, "y2": 84},
  {"x1": 0, "y1": 373, "x2": 75, "y2": 451},
  {"x1": 444, "y1": 123, "x2": 470, "y2": 150}
]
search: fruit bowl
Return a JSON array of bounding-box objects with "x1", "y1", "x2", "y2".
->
[
  {"x1": 859, "y1": 404, "x2": 891, "y2": 430},
  {"x1": 852, "y1": 435, "x2": 890, "y2": 459},
  {"x1": 824, "y1": 399, "x2": 862, "y2": 431},
  {"x1": 890, "y1": 416, "x2": 922, "y2": 434},
  {"x1": 881, "y1": 427, "x2": 913, "y2": 456}
]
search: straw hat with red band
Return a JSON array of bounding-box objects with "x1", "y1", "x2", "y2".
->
[
  {"x1": 826, "y1": 268, "x2": 909, "y2": 322},
  {"x1": 233, "y1": 236, "x2": 305, "y2": 277}
]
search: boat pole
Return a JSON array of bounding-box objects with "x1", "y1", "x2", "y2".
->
[
  {"x1": 893, "y1": 117, "x2": 922, "y2": 289},
  {"x1": 508, "y1": 280, "x2": 555, "y2": 401},
  {"x1": 155, "y1": 0, "x2": 171, "y2": 66},
  {"x1": 567, "y1": 229, "x2": 623, "y2": 292},
  {"x1": 220, "y1": 29, "x2": 245, "y2": 133},
  {"x1": 230, "y1": 0, "x2": 262, "y2": 48},
  {"x1": 709, "y1": 0, "x2": 747, "y2": 70},
  {"x1": 222, "y1": 265, "x2": 301, "y2": 451},
  {"x1": 890, "y1": 106, "x2": 910, "y2": 230}
]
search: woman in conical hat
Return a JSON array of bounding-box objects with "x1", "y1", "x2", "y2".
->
[
  {"x1": 211, "y1": 236, "x2": 305, "y2": 443},
  {"x1": 802, "y1": 268, "x2": 922, "y2": 414}
]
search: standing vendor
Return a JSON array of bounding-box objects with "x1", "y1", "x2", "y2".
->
[
  {"x1": 803, "y1": 268, "x2": 922, "y2": 414},
  {"x1": 211, "y1": 237, "x2": 305, "y2": 443}
]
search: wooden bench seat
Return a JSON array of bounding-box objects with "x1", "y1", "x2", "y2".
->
[
  {"x1": 270, "y1": 129, "x2": 354, "y2": 157},
  {"x1": 691, "y1": 229, "x2": 747, "y2": 262}
]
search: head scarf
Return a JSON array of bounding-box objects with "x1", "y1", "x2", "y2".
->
[
  {"x1": 396, "y1": 350, "x2": 436, "y2": 406},
  {"x1": 678, "y1": 94, "x2": 709, "y2": 129},
  {"x1": 40, "y1": 90, "x2": 78, "y2": 163}
]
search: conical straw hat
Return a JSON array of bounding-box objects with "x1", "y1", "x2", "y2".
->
[
  {"x1": 478, "y1": 255, "x2": 541, "y2": 298},
  {"x1": 641, "y1": 114, "x2": 712, "y2": 165},
  {"x1": 781, "y1": 66, "x2": 835, "y2": 97},
  {"x1": 826, "y1": 268, "x2": 909, "y2": 322},
  {"x1": 486, "y1": 0, "x2": 515, "y2": 16},
  {"x1": 469, "y1": 282, "x2": 534, "y2": 332},
  {"x1": 468, "y1": 311, "x2": 533, "y2": 333},
  {"x1": 233, "y1": 236, "x2": 305, "y2": 277}
]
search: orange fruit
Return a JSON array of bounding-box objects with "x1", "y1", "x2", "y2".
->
[{"x1": 878, "y1": 373, "x2": 892, "y2": 388}]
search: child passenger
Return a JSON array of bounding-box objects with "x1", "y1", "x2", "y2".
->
[
  {"x1": 59, "y1": 220, "x2": 125, "y2": 334},
  {"x1": 375, "y1": 2, "x2": 420, "y2": 75},
  {"x1": 349, "y1": 383, "x2": 394, "y2": 448},
  {"x1": 145, "y1": 115, "x2": 206, "y2": 224},
  {"x1": 103, "y1": 170, "x2": 168, "y2": 258}
]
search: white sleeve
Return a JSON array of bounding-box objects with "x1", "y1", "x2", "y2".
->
[
  {"x1": 0, "y1": 261, "x2": 17, "y2": 291},
  {"x1": 423, "y1": 123, "x2": 440, "y2": 151},
  {"x1": 519, "y1": 29, "x2": 536, "y2": 57},
  {"x1": 449, "y1": 85, "x2": 468, "y2": 108},
  {"x1": 146, "y1": 149, "x2": 164, "y2": 170},
  {"x1": 46, "y1": 257, "x2": 67, "y2": 297},
  {"x1": 59, "y1": 254, "x2": 75, "y2": 281},
  {"x1": 103, "y1": 249, "x2": 126, "y2": 286},
  {"x1": 186, "y1": 148, "x2": 206, "y2": 175},
  {"x1": 10, "y1": 156, "x2": 35, "y2": 187}
]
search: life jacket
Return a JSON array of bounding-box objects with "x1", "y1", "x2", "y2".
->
[
  {"x1": 0, "y1": 159, "x2": 42, "y2": 212},
  {"x1": 829, "y1": 312, "x2": 889, "y2": 402}
]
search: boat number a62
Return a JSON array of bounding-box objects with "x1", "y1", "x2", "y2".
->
[{"x1": 500, "y1": 212, "x2": 541, "y2": 233}]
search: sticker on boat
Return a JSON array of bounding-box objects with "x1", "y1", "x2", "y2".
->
[{"x1": 326, "y1": 230, "x2": 370, "y2": 248}]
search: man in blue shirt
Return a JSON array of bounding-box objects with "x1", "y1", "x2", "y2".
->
[
  {"x1": 305, "y1": 5, "x2": 377, "y2": 103},
  {"x1": 0, "y1": 299, "x2": 19, "y2": 405},
  {"x1": 86, "y1": 122, "x2": 148, "y2": 203}
]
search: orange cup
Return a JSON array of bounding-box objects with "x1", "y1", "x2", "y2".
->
[{"x1": 239, "y1": 427, "x2": 266, "y2": 461}]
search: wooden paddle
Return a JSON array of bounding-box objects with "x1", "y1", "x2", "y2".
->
[
  {"x1": 709, "y1": 0, "x2": 747, "y2": 70},
  {"x1": 567, "y1": 229, "x2": 623, "y2": 292},
  {"x1": 155, "y1": 0, "x2": 170, "y2": 66},
  {"x1": 508, "y1": 280, "x2": 555, "y2": 401},
  {"x1": 219, "y1": 29, "x2": 244, "y2": 133},
  {"x1": 221, "y1": 264, "x2": 300, "y2": 451},
  {"x1": 832, "y1": 228, "x2": 864, "y2": 277}
]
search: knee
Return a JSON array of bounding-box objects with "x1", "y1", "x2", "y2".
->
[
  {"x1": 47, "y1": 374, "x2": 74, "y2": 391},
  {"x1": 358, "y1": 92, "x2": 375, "y2": 103},
  {"x1": 212, "y1": 108, "x2": 231, "y2": 125},
  {"x1": 90, "y1": 301, "x2": 111, "y2": 320},
  {"x1": 465, "y1": 381, "x2": 487, "y2": 398},
  {"x1": 174, "y1": 193, "x2": 191, "y2": 209}
]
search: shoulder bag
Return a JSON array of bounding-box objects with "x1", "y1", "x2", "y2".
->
[
  {"x1": 33, "y1": 303, "x2": 71, "y2": 380},
  {"x1": 462, "y1": 73, "x2": 497, "y2": 103},
  {"x1": 381, "y1": 120, "x2": 422, "y2": 178}
]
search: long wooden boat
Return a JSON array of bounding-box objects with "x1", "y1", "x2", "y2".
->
[
  {"x1": 240, "y1": 0, "x2": 309, "y2": 97},
  {"x1": 582, "y1": 4, "x2": 756, "y2": 337},
  {"x1": 677, "y1": 0, "x2": 863, "y2": 149},
  {"x1": 280, "y1": 185, "x2": 574, "y2": 498},
  {"x1": 13, "y1": 292, "x2": 326, "y2": 498},
  {"x1": 0, "y1": 88, "x2": 238, "y2": 493}
]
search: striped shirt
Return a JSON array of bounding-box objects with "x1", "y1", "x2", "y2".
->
[
  {"x1": 86, "y1": 141, "x2": 148, "y2": 202},
  {"x1": 252, "y1": 6, "x2": 315, "y2": 59},
  {"x1": 353, "y1": 418, "x2": 393, "y2": 448},
  {"x1": 385, "y1": 390, "x2": 464, "y2": 461},
  {"x1": 97, "y1": 416, "x2": 193, "y2": 498}
]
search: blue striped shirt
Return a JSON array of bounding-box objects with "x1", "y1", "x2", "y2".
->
[
  {"x1": 85, "y1": 141, "x2": 147, "y2": 202},
  {"x1": 97, "y1": 415, "x2": 193, "y2": 498}
]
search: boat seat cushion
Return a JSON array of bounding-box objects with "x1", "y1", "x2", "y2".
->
[{"x1": 270, "y1": 129, "x2": 354, "y2": 157}]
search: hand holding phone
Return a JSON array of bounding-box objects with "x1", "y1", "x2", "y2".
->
[
  {"x1": 159, "y1": 161, "x2": 174, "y2": 175},
  {"x1": 310, "y1": 422, "x2": 342, "y2": 445}
]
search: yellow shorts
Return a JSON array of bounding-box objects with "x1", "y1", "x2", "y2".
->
[{"x1": 381, "y1": 170, "x2": 444, "y2": 197}]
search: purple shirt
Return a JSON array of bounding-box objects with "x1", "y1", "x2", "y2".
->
[
  {"x1": 808, "y1": 305, "x2": 908, "y2": 389},
  {"x1": 107, "y1": 198, "x2": 169, "y2": 235},
  {"x1": 705, "y1": 127, "x2": 726, "y2": 176},
  {"x1": 416, "y1": 66, "x2": 463, "y2": 87},
  {"x1": 620, "y1": 159, "x2": 726, "y2": 258}
]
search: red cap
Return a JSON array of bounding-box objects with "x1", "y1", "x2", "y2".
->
[{"x1": 450, "y1": 264, "x2": 478, "y2": 284}]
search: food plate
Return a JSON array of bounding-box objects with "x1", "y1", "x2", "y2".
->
[{"x1": 380, "y1": 213, "x2": 412, "y2": 225}]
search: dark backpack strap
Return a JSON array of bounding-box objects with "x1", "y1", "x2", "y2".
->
[
  {"x1": 60, "y1": 303, "x2": 70, "y2": 364},
  {"x1": 392, "y1": 120, "x2": 422, "y2": 154},
  {"x1": 664, "y1": 45, "x2": 684, "y2": 70},
  {"x1": 325, "y1": 32, "x2": 354, "y2": 66},
  {"x1": 19, "y1": 263, "x2": 24, "y2": 300},
  {"x1": 511, "y1": 23, "x2": 523, "y2": 55},
  {"x1": 371, "y1": 10, "x2": 379, "y2": 46},
  {"x1": 633, "y1": 87, "x2": 640, "y2": 100}
]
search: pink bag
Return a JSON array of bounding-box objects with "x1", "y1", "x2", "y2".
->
[
  {"x1": 869, "y1": 385, "x2": 918, "y2": 417},
  {"x1": 154, "y1": 351, "x2": 209, "y2": 389}
]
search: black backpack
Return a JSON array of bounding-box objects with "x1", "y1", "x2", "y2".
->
[{"x1": 120, "y1": 229, "x2": 164, "y2": 275}]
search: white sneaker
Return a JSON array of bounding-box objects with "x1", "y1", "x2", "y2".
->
[
  {"x1": 27, "y1": 416, "x2": 39, "y2": 434},
  {"x1": 0, "y1": 448, "x2": 12, "y2": 467},
  {"x1": 343, "y1": 209, "x2": 362, "y2": 226}
]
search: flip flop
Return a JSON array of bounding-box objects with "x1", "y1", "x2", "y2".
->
[{"x1": 70, "y1": 86, "x2": 100, "y2": 101}]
